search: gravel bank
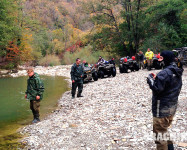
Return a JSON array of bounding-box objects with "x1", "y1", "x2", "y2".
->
[{"x1": 17, "y1": 66, "x2": 186, "y2": 150}]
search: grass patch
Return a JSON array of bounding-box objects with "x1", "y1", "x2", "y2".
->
[
  {"x1": 38, "y1": 55, "x2": 61, "y2": 66},
  {"x1": 62, "y1": 45, "x2": 112, "y2": 64}
]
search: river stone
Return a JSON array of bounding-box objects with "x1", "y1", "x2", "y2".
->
[
  {"x1": 12, "y1": 65, "x2": 186, "y2": 149},
  {"x1": 0, "y1": 69, "x2": 10, "y2": 75}
]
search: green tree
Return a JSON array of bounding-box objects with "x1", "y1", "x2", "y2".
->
[
  {"x1": 120, "y1": 0, "x2": 148, "y2": 55},
  {"x1": 142, "y1": 0, "x2": 186, "y2": 52},
  {"x1": 79, "y1": 0, "x2": 127, "y2": 55},
  {"x1": 0, "y1": 0, "x2": 20, "y2": 56}
]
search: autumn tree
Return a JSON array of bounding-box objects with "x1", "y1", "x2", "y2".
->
[
  {"x1": 6, "y1": 41, "x2": 20, "y2": 66},
  {"x1": 78, "y1": 0, "x2": 127, "y2": 55},
  {"x1": 0, "y1": 0, "x2": 20, "y2": 57}
]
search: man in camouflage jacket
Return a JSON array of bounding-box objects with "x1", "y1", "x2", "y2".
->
[
  {"x1": 25, "y1": 68, "x2": 44, "y2": 123},
  {"x1": 70, "y1": 58, "x2": 84, "y2": 99}
]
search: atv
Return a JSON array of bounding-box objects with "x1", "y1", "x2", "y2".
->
[
  {"x1": 152, "y1": 56, "x2": 164, "y2": 69},
  {"x1": 83, "y1": 64, "x2": 98, "y2": 82},
  {"x1": 96, "y1": 61, "x2": 116, "y2": 79},
  {"x1": 144, "y1": 55, "x2": 164, "y2": 70},
  {"x1": 172, "y1": 47, "x2": 187, "y2": 65},
  {"x1": 119, "y1": 56, "x2": 139, "y2": 73}
]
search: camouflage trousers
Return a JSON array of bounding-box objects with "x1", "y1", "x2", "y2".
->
[
  {"x1": 71, "y1": 81, "x2": 83, "y2": 97},
  {"x1": 30, "y1": 100, "x2": 40, "y2": 119},
  {"x1": 153, "y1": 115, "x2": 174, "y2": 150},
  {"x1": 138, "y1": 61, "x2": 144, "y2": 69},
  {"x1": 147, "y1": 59, "x2": 153, "y2": 67}
]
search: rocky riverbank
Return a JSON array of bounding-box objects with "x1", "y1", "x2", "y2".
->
[{"x1": 13, "y1": 66, "x2": 186, "y2": 149}]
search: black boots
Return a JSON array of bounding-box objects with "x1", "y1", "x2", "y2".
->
[
  {"x1": 32, "y1": 117, "x2": 40, "y2": 124},
  {"x1": 72, "y1": 94, "x2": 83, "y2": 99},
  {"x1": 77, "y1": 94, "x2": 83, "y2": 97}
]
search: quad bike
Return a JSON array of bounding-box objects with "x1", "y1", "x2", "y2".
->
[
  {"x1": 96, "y1": 62, "x2": 116, "y2": 79},
  {"x1": 172, "y1": 47, "x2": 187, "y2": 65},
  {"x1": 119, "y1": 56, "x2": 139, "y2": 73},
  {"x1": 144, "y1": 54, "x2": 164, "y2": 70},
  {"x1": 83, "y1": 64, "x2": 98, "y2": 82}
]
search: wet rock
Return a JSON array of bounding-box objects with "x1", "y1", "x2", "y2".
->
[{"x1": 0, "y1": 69, "x2": 10, "y2": 75}]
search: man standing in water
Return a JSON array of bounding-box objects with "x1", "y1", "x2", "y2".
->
[
  {"x1": 25, "y1": 68, "x2": 44, "y2": 123},
  {"x1": 70, "y1": 58, "x2": 84, "y2": 99},
  {"x1": 147, "y1": 51, "x2": 183, "y2": 150}
]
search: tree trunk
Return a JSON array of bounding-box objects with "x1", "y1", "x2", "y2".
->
[
  {"x1": 109, "y1": 9, "x2": 127, "y2": 53},
  {"x1": 134, "y1": 0, "x2": 141, "y2": 53}
]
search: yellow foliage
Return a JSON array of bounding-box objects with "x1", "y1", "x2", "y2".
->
[
  {"x1": 52, "y1": 39, "x2": 64, "y2": 54},
  {"x1": 55, "y1": 7, "x2": 59, "y2": 12},
  {"x1": 19, "y1": 31, "x2": 34, "y2": 62},
  {"x1": 52, "y1": 29, "x2": 63, "y2": 39}
]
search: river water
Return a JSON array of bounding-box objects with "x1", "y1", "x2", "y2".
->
[{"x1": 0, "y1": 75, "x2": 69, "y2": 148}]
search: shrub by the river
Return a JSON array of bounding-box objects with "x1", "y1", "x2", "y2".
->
[
  {"x1": 38, "y1": 55, "x2": 61, "y2": 66},
  {"x1": 1, "y1": 62, "x2": 16, "y2": 70},
  {"x1": 62, "y1": 45, "x2": 111, "y2": 64}
]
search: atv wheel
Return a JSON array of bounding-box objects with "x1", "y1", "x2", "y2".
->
[
  {"x1": 134, "y1": 63, "x2": 139, "y2": 71},
  {"x1": 112, "y1": 67, "x2": 116, "y2": 77},
  {"x1": 155, "y1": 62, "x2": 161, "y2": 69},
  {"x1": 99, "y1": 70, "x2": 104, "y2": 79},
  {"x1": 92, "y1": 72, "x2": 98, "y2": 81},
  {"x1": 123, "y1": 66, "x2": 128, "y2": 73},
  {"x1": 119, "y1": 66, "x2": 124, "y2": 73}
]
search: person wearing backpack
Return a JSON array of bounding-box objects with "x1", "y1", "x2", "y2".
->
[
  {"x1": 25, "y1": 68, "x2": 45, "y2": 123},
  {"x1": 70, "y1": 58, "x2": 84, "y2": 99}
]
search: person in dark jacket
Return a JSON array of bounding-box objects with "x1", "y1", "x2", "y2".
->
[
  {"x1": 109, "y1": 58, "x2": 115, "y2": 65},
  {"x1": 70, "y1": 58, "x2": 84, "y2": 99},
  {"x1": 137, "y1": 51, "x2": 144, "y2": 69},
  {"x1": 25, "y1": 68, "x2": 44, "y2": 123},
  {"x1": 147, "y1": 51, "x2": 183, "y2": 150},
  {"x1": 175, "y1": 57, "x2": 183, "y2": 69},
  {"x1": 97, "y1": 56, "x2": 107, "y2": 64}
]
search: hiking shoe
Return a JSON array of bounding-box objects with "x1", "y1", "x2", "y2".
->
[
  {"x1": 32, "y1": 119, "x2": 39, "y2": 124},
  {"x1": 77, "y1": 95, "x2": 83, "y2": 98}
]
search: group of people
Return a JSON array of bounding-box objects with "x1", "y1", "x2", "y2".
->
[
  {"x1": 25, "y1": 50, "x2": 183, "y2": 150},
  {"x1": 136, "y1": 48, "x2": 155, "y2": 70},
  {"x1": 136, "y1": 48, "x2": 183, "y2": 70}
]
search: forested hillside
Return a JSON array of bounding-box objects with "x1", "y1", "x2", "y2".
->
[{"x1": 0, "y1": 0, "x2": 186, "y2": 68}]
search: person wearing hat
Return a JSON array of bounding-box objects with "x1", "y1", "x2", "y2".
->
[{"x1": 147, "y1": 51, "x2": 183, "y2": 150}]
